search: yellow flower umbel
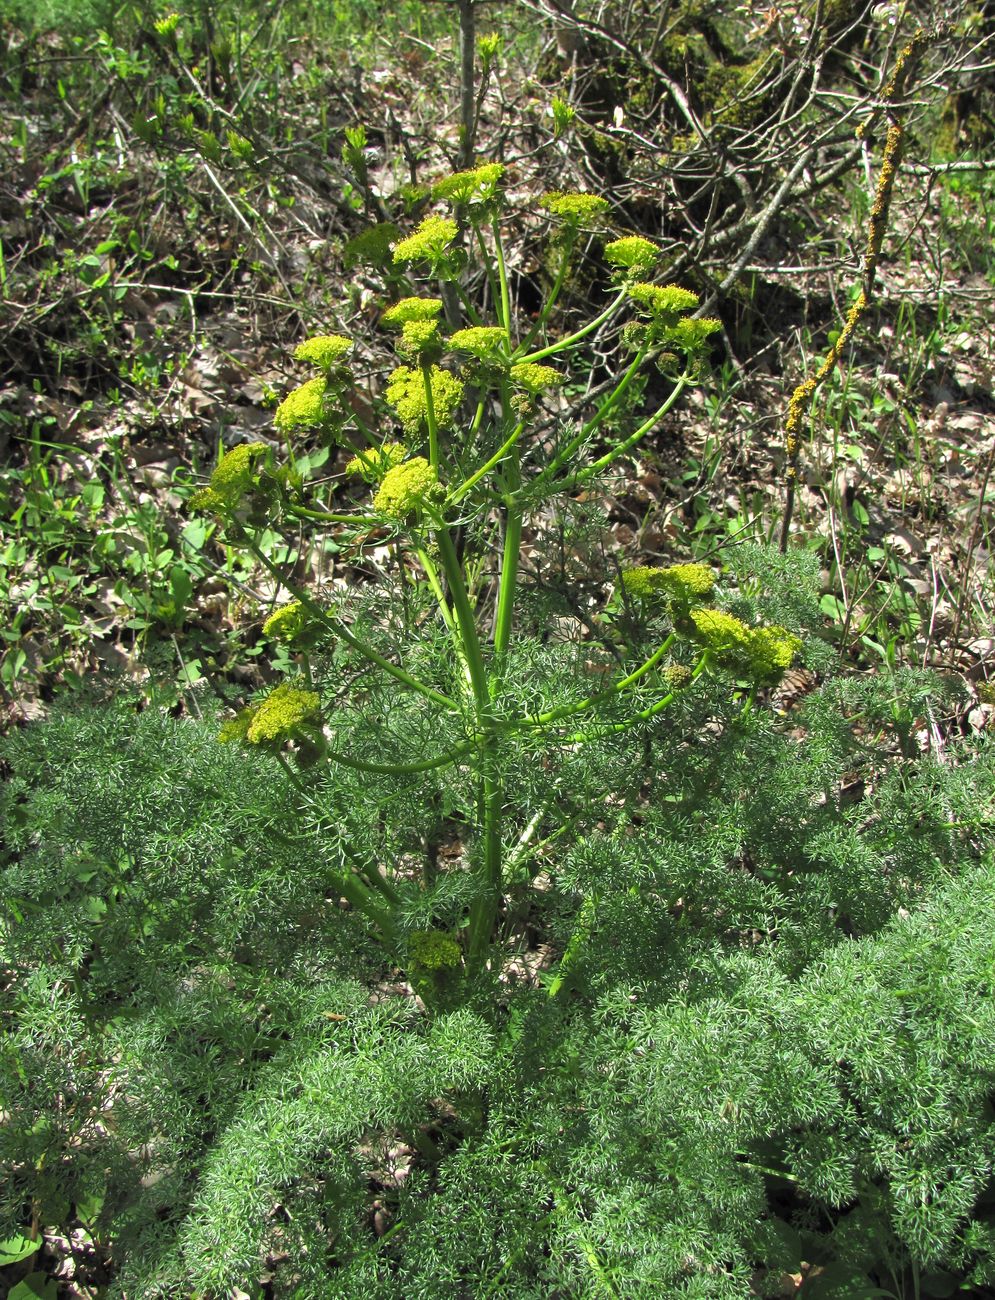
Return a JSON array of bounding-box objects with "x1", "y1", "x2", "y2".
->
[
  {"x1": 432, "y1": 163, "x2": 504, "y2": 209},
  {"x1": 154, "y1": 11, "x2": 179, "y2": 36},
  {"x1": 262, "y1": 601, "x2": 323, "y2": 649},
  {"x1": 219, "y1": 682, "x2": 322, "y2": 751},
  {"x1": 345, "y1": 442, "x2": 409, "y2": 482},
  {"x1": 381, "y1": 297, "x2": 444, "y2": 327},
  {"x1": 188, "y1": 442, "x2": 270, "y2": 514},
  {"x1": 663, "y1": 317, "x2": 722, "y2": 354},
  {"x1": 747, "y1": 625, "x2": 803, "y2": 681},
  {"x1": 448, "y1": 326, "x2": 508, "y2": 364},
  {"x1": 690, "y1": 607, "x2": 753, "y2": 654},
  {"x1": 690, "y1": 608, "x2": 801, "y2": 683},
  {"x1": 627, "y1": 282, "x2": 700, "y2": 322},
  {"x1": 373, "y1": 457, "x2": 442, "y2": 521},
  {"x1": 396, "y1": 319, "x2": 443, "y2": 364},
  {"x1": 509, "y1": 362, "x2": 564, "y2": 393},
  {"x1": 392, "y1": 216, "x2": 459, "y2": 274},
  {"x1": 386, "y1": 366, "x2": 464, "y2": 435},
  {"x1": 292, "y1": 334, "x2": 353, "y2": 374},
  {"x1": 604, "y1": 236, "x2": 660, "y2": 278},
  {"x1": 274, "y1": 376, "x2": 331, "y2": 432},
  {"x1": 409, "y1": 929, "x2": 463, "y2": 971},
  {"x1": 540, "y1": 192, "x2": 610, "y2": 227},
  {"x1": 620, "y1": 562, "x2": 714, "y2": 605},
  {"x1": 408, "y1": 928, "x2": 463, "y2": 1003}
]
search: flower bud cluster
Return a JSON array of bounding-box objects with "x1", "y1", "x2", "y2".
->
[
  {"x1": 373, "y1": 457, "x2": 442, "y2": 521},
  {"x1": 189, "y1": 442, "x2": 270, "y2": 514},
  {"x1": 218, "y1": 682, "x2": 322, "y2": 749}
]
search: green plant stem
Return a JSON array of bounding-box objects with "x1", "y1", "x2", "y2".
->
[
  {"x1": 555, "y1": 375, "x2": 692, "y2": 492},
  {"x1": 491, "y1": 214, "x2": 512, "y2": 340},
  {"x1": 454, "y1": 281, "x2": 484, "y2": 327},
  {"x1": 274, "y1": 754, "x2": 397, "y2": 938},
  {"x1": 449, "y1": 420, "x2": 525, "y2": 504},
  {"x1": 414, "y1": 543, "x2": 457, "y2": 635},
  {"x1": 471, "y1": 221, "x2": 502, "y2": 327},
  {"x1": 540, "y1": 342, "x2": 651, "y2": 482},
  {"x1": 469, "y1": 394, "x2": 487, "y2": 439},
  {"x1": 546, "y1": 892, "x2": 598, "y2": 1000},
  {"x1": 501, "y1": 634, "x2": 677, "y2": 732},
  {"x1": 339, "y1": 844, "x2": 403, "y2": 906},
  {"x1": 285, "y1": 504, "x2": 373, "y2": 527},
  {"x1": 515, "y1": 289, "x2": 626, "y2": 364},
  {"x1": 433, "y1": 523, "x2": 503, "y2": 971},
  {"x1": 325, "y1": 738, "x2": 473, "y2": 776},
  {"x1": 239, "y1": 529, "x2": 459, "y2": 712},
  {"x1": 492, "y1": 462, "x2": 522, "y2": 673},
  {"x1": 421, "y1": 361, "x2": 440, "y2": 470},
  {"x1": 566, "y1": 652, "x2": 710, "y2": 743},
  {"x1": 518, "y1": 232, "x2": 577, "y2": 354}
]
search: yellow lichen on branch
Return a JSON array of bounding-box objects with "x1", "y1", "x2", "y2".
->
[{"x1": 779, "y1": 27, "x2": 930, "y2": 550}]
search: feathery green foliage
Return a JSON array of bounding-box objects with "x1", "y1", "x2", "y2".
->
[{"x1": 3, "y1": 162, "x2": 994, "y2": 1300}]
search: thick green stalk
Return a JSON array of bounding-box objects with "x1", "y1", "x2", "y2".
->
[
  {"x1": 518, "y1": 232, "x2": 577, "y2": 354},
  {"x1": 565, "y1": 652, "x2": 710, "y2": 743},
  {"x1": 433, "y1": 522, "x2": 503, "y2": 970},
  {"x1": 414, "y1": 543, "x2": 456, "y2": 635},
  {"x1": 273, "y1": 756, "x2": 397, "y2": 939},
  {"x1": 421, "y1": 360, "x2": 440, "y2": 470},
  {"x1": 492, "y1": 449, "x2": 522, "y2": 671},
  {"x1": 325, "y1": 738, "x2": 473, "y2": 776},
  {"x1": 285, "y1": 504, "x2": 373, "y2": 527},
  {"x1": 433, "y1": 526, "x2": 490, "y2": 711},
  {"x1": 471, "y1": 222, "x2": 502, "y2": 327},
  {"x1": 546, "y1": 892, "x2": 598, "y2": 1000},
  {"x1": 491, "y1": 214, "x2": 512, "y2": 341}
]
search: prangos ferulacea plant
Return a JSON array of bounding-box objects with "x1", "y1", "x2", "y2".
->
[{"x1": 193, "y1": 166, "x2": 797, "y2": 981}]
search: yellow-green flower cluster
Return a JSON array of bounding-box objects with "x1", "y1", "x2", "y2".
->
[
  {"x1": 409, "y1": 929, "x2": 462, "y2": 971},
  {"x1": 189, "y1": 442, "x2": 269, "y2": 513},
  {"x1": 690, "y1": 608, "x2": 801, "y2": 681},
  {"x1": 662, "y1": 563, "x2": 715, "y2": 598},
  {"x1": 604, "y1": 236, "x2": 660, "y2": 276},
  {"x1": 620, "y1": 566, "x2": 662, "y2": 600},
  {"x1": 293, "y1": 334, "x2": 352, "y2": 372},
  {"x1": 274, "y1": 376, "x2": 330, "y2": 432},
  {"x1": 747, "y1": 625, "x2": 803, "y2": 679},
  {"x1": 393, "y1": 215, "x2": 458, "y2": 267},
  {"x1": 261, "y1": 601, "x2": 320, "y2": 647},
  {"x1": 154, "y1": 11, "x2": 179, "y2": 35},
  {"x1": 627, "y1": 282, "x2": 700, "y2": 319},
  {"x1": 540, "y1": 192, "x2": 610, "y2": 225},
  {"x1": 373, "y1": 457, "x2": 441, "y2": 520},
  {"x1": 219, "y1": 682, "x2": 322, "y2": 748},
  {"x1": 345, "y1": 442, "x2": 408, "y2": 480},
  {"x1": 382, "y1": 297, "x2": 444, "y2": 327},
  {"x1": 433, "y1": 163, "x2": 504, "y2": 206},
  {"x1": 663, "y1": 317, "x2": 722, "y2": 352},
  {"x1": 621, "y1": 562, "x2": 714, "y2": 602},
  {"x1": 510, "y1": 362, "x2": 563, "y2": 392},
  {"x1": 448, "y1": 326, "x2": 508, "y2": 363},
  {"x1": 690, "y1": 607, "x2": 752, "y2": 651},
  {"x1": 386, "y1": 365, "x2": 464, "y2": 434},
  {"x1": 396, "y1": 319, "x2": 443, "y2": 363}
]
